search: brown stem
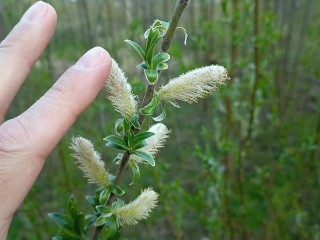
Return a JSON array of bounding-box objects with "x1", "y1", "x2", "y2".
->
[
  {"x1": 222, "y1": 0, "x2": 239, "y2": 238},
  {"x1": 243, "y1": 0, "x2": 260, "y2": 143},
  {"x1": 161, "y1": 0, "x2": 189, "y2": 53},
  {"x1": 92, "y1": 1, "x2": 189, "y2": 239}
]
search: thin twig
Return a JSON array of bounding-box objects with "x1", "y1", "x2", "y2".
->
[{"x1": 242, "y1": 0, "x2": 260, "y2": 144}]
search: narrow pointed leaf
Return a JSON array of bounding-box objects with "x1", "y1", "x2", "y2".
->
[
  {"x1": 105, "y1": 141, "x2": 128, "y2": 151},
  {"x1": 129, "y1": 162, "x2": 140, "y2": 185},
  {"x1": 131, "y1": 115, "x2": 140, "y2": 129},
  {"x1": 133, "y1": 151, "x2": 155, "y2": 166},
  {"x1": 124, "y1": 40, "x2": 145, "y2": 60},
  {"x1": 96, "y1": 205, "x2": 111, "y2": 214},
  {"x1": 145, "y1": 29, "x2": 160, "y2": 64},
  {"x1": 156, "y1": 63, "x2": 169, "y2": 71},
  {"x1": 131, "y1": 140, "x2": 148, "y2": 150},
  {"x1": 137, "y1": 61, "x2": 148, "y2": 70},
  {"x1": 95, "y1": 214, "x2": 112, "y2": 227},
  {"x1": 99, "y1": 189, "x2": 110, "y2": 205},
  {"x1": 140, "y1": 97, "x2": 159, "y2": 115},
  {"x1": 104, "y1": 135, "x2": 125, "y2": 145},
  {"x1": 153, "y1": 53, "x2": 170, "y2": 66},
  {"x1": 131, "y1": 131, "x2": 155, "y2": 147},
  {"x1": 104, "y1": 135, "x2": 129, "y2": 150},
  {"x1": 153, "y1": 101, "x2": 166, "y2": 122},
  {"x1": 123, "y1": 118, "x2": 133, "y2": 141},
  {"x1": 73, "y1": 213, "x2": 85, "y2": 235},
  {"x1": 111, "y1": 184, "x2": 125, "y2": 196}
]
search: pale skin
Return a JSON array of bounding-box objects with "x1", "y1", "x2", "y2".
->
[{"x1": 0, "y1": 1, "x2": 112, "y2": 238}]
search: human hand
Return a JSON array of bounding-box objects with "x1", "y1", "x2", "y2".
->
[{"x1": 0, "y1": 1, "x2": 111, "y2": 238}]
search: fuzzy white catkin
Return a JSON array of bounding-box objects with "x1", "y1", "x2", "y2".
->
[
  {"x1": 70, "y1": 136, "x2": 110, "y2": 187},
  {"x1": 157, "y1": 65, "x2": 228, "y2": 107},
  {"x1": 105, "y1": 59, "x2": 138, "y2": 118},
  {"x1": 113, "y1": 188, "x2": 159, "y2": 226},
  {"x1": 130, "y1": 123, "x2": 171, "y2": 163}
]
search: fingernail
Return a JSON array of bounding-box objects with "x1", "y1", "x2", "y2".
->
[
  {"x1": 75, "y1": 47, "x2": 109, "y2": 69},
  {"x1": 22, "y1": 1, "x2": 47, "y2": 22}
]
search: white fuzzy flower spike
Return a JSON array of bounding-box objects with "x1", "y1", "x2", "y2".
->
[
  {"x1": 157, "y1": 65, "x2": 228, "y2": 107},
  {"x1": 113, "y1": 188, "x2": 159, "y2": 226},
  {"x1": 130, "y1": 123, "x2": 171, "y2": 163},
  {"x1": 105, "y1": 59, "x2": 138, "y2": 118},
  {"x1": 71, "y1": 137, "x2": 110, "y2": 187}
]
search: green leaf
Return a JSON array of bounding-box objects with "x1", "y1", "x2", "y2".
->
[
  {"x1": 156, "y1": 63, "x2": 169, "y2": 71},
  {"x1": 123, "y1": 118, "x2": 131, "y2": 131},
  {"x1": 131, "y1": 140, "x2": 148, "y2": 150},
  {"x1": 137, "y1": 61, "x2": 148, "y2": 70},
  {"x1": 131, "y1": 131, "x2": 155, "y2": 148},
  {"x1": 132, "y1": 151, "x2": 155, "y2": 166},
  {"x1": 140, "y1": 97, "x2": 159, "y2": 115},
  {"x1": 48, "y1": 213, "x2": 69, "y2": 227},
  {"x1": 73, "y1": 213, "x2": 86, "y2": 235},
  {"x1": 105, "y1": 141, "x2": 128, "y2": 151},
  {"x1": 129, "y1": 162, "x2": 141, "y2": 185},
  {"x1": 153, "y1": 20, "x2": 169, "y2": 37},
  {"x1": 145, "y1": 29, "x2": 160, "y2": 64},
  {"x1": 131, "y1": 115, "x2": 140, "y2": 129},
  {"x1": 144, "y1": 69, "x2": 158, "y2": 83},
  {"x1": 123, "y1": 118, "x2": 133, "y2": 141},
  {"x1": 99, "y1": 189, "x2": 110, "y2": 205},
  {"x1": 101, "y1": 220, "x2": 120, "y2": 240},
  {"x1": 66, "y1": 195, "x2": 78, "y2": 218},
  {"x1": 144, "y1": 28, "x2": 151, "y2": 39},
  {"x1": 153, "y1": 53, "x2": 170, "y2": 67},
  {"x1": 104, "y1": 135, "x2": 125, "y2": 145},
  {"x1": 124, "y1": 135, "x2": 130, "y2": 147},
  {"x1": 95, "y1": 213, "x2": 113, "y2": 227},
  {"x1": 104, "y1": 135, "x2": 129, "y2": 151},
  {"x1": 111, "y1": 184, "x2": 125, "y2": 196},
  {"x1": 124, "y1": 39, "x2": 145, "y2": 60},
  {"x1": 114, "y1": 119, "x2": 124, "y2": 135},
  {"x1": 96, "y1": 205, "x2": 111, "y2": 214},
  {"x1": 153, "y1": 101, "x2": 166, "y2": 122}
]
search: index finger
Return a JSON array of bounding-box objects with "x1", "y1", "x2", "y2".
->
[{"x1": 0, "y1": 1, "x2": 57, "y2": 122}]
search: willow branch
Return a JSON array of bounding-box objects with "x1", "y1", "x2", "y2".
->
[
  {"x1": 110, "y1": 0, "x2": 190, "y2": 195},
  {"x1": 92, "y1": 1, "x2": 190, "y2": 239}
]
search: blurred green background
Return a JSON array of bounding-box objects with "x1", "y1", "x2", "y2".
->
[{"x1": 1, "y1": 0, "x2": 320, "y2": 239}]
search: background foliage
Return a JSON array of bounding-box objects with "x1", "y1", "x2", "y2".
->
[{"x1": 1, "y1": 0, "x2": 319, "y2": 239}]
